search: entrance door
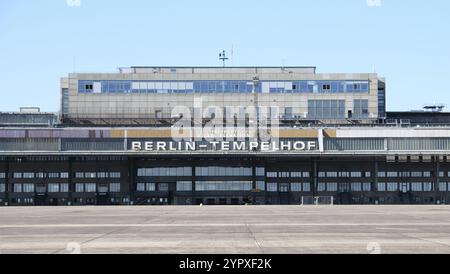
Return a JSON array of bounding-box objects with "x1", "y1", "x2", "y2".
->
[
  {"x1": 96, "y1": 194, "x2": 110, "y2": 205},
  {"x1": 279, "y1": 183, "x2": 290, "y2": 205},
  {"x1": 400, "y1": 183, "x2": 409, "y2": 193},
  {"x1": 339, "y1": 183, "x2": 350, "y2": 193},
  {"x1": 34, "y1": 195, "x2": 48, "y2": 206}
]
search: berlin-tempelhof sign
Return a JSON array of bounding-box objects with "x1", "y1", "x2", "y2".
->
[{"x1": 131, "y1": 101, "x2": 319, "y2": 152}]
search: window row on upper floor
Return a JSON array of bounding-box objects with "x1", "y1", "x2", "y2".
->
[{"x1": 78, "y1": 80, "x2": 370, "y2": 94}]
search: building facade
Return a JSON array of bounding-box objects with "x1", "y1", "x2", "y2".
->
[
  {"x1": 0, "y1": 66, "x2": 449, "y2": 206},
  {"x1": 0, "y1": 126, "x2": 449, "y2": 206},
  {"x1": 61, "y1": 67, "x2": 385, "y2": 125}
]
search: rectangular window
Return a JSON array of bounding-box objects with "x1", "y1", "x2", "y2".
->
[
  {"x1": 423, "y1": 172, "x2": 432, "y2": 178},
  {"x1": 326, "y1": 172, "x2": 338, "y2": 178},
  {"x1": 176, "y1": 181, "x2": 192, "y2": 191},
  {"x1": 60, "y1": 184, "x2": 69, "y2": 193},
  {"x1": 387, "y1": 172, "x2": 398, "y2": 178},
  {"x1": 353, "y1": 99, "x2": 369, "y2": 118},
  {"x1": 13, "y1": 172, "x2": 23, "y2": 179},
  {"x1": 267, "y1": 183, "x2": 278, "y2": 192},
  {"x1": 48, "y1": 173, "x2": 60, "y2": 179},
  {"x1": 23, "y1": 183, "x2": 34, "y2": 193},
  {"x1": 0, "y1": 173, "x2": 6, "y2": 179},
  {"x1": 267, "y1": 172, "x2": 278, "y2": 178},
  {"x1": 308, "y1": 100, "x2": 346, "y2": 119},
  {"x1": 109, "y1": 183, "x2": 121, "y2": 193},
  {"x1": 36, "y1": 172, "x2": 45, "y2": 179},
  {"x1": 411, "y1": 183, "x2": 422, "y2": 192},
  {"x1": 85, "y1": 172, "x2": 97, "y2": 179},
  {"x1": 377, "y1": 182, "x2": 386, "y2": 192},
  {"x1": 22, "y1": 172, "x2": 34, "y2": 179},
  {"x1": 362, "y1": 183, "x2": 371, "y2": 192},
  {"x1": 13, "y1": 184, "x2": 22, "y2": 193},
  {"x1": 423, "y1": 182, "x2": 433, "y2": 191},
  {"x1": 351, "y1": 183, "x2": 362, "y2": 192},
  {"x1": 110, "y1": 172, "x2": 121, "y2": 178},
  {"x1": 279, "y1": 172, "x2": 290, "y2": 178},
  {"x1": 291, "y1": 183, "x2": 302, "y2": 192},
  {"x1": 48, "y1": 183, "x2": 60, "y2": 193},
  {"x1": 339, "y1": 172, "x2": 350, "y2": 178},
  {"x1": 97, "y1": 172, "x2": 108, "y2": 178},
  {"x1": 0, "y1": 183, "x2": 5, "y2": 193},
  {"x1": 137, "y1": 183, "x2": 145, "y2": 192},
  {"x1": 158, "y1": 183, "x2": 169, "y2": 192},
  {"x1": 256, "y1": 181, "x2": 265, "y2": 191},
  {"x1": 146, "y1": 183, "x2": 156, "y2": 191},
  {"x1": 411, "y1": 171, "x2": 422, "y2": 177},
  {"x1": 85, "y1": 183, "x2": 96, "y2": 193},
  {"x1": 322, "y1": 84, "x2": 331, "y2": 91},
  {"x1": 387, "y1": 182, "x2": 398, "y2": 192},
  {"x1": 401, "y1": 171, "x2": 411, "y2": 177},
  {"x1": 377, "y1": 171, "x2": 386, "y2": 178},
  {"x1": 350, "y1": 172, "x2": 362, "y2": 178},
  {"x1": 75, "y1": 172, "x2": 84, "y2": 178},
  {"x1": 439, "y1": 182, "x2": 447, "y2": 192},
  {"x1": 302, "y1": 183, "x2": 311, "y2": 192},
  {"x1": 327, "y1": 183, "x2": 338, "y2": 192},
  {"x1": 256, "y1": 168, "x2": 265, "y2": 177},
  {"x1": 291, "y1": 172, "x2": 302, "y2": 178},
  {"x1": 195, "y1": 181, "x2": 252, "y2": 191},
  {"x1": 318, "y1": 183, "x2": 326, "y2": 192},
  {"x1": 138, "y1": 167, "x2": 192, "y2": 177},
  {"x1": 61, "y1": 172, "x2": 69, "y2": 179},
  {"x1": 75, "y1": 183, "x2": 84, "y2": 193}
]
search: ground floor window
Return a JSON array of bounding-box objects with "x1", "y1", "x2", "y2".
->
[
  {"x1": 256, "y1": 181, "x2": 265, "y2": 191},
  {"x1": 0, "y1": 183, "x2": 5, "y2": 192},
  {"x1": 291, "y1": 183, "x2": 302, "y2": 192},
  {"x1": 411, "y1": 182, "x2": 423, "y2": 192},
  {"x1": 13, "y1": 184, "x2": 21, "y2": 193},
  {"x1": 85, "y1": 183, "x2": 96, "y2": 193},
  {"x1": 137, "y1": 183, "x2": 156, "y2": 192},
  {"x1": 109, "y1": 183, "x2": 121, "y2": 193},
  {"x1": 75, "y1": 183, "x2": 84, "y2": 193},
  {"x1": 266, "y1": 183, "x2": 278, "y2": 192},
  {"x1": 387, "y1": 182, "x2": 398, "y2": 192},
  {"x1": 195, "y1": 181, "x2": 253, "y2": 192},
  {"x1": 327, "y1": 183, "x2": 338, "y2": 192},
  {"x1": 362, "y1": 183, "x2": 371, "y2": 192},
  {"x1": 48, "y1": 183, "x2": 60, "y2": 193},
  {"x1": 176, "y1": 181, "x2": 192, "y2": 191},
  {"x1": 423, "y1": 182, "x2": 433, "y2": 192},
  {"x1": 60, "y1": 183, "x2": 69, "y2": 193},
  {"x1": 303, "y1": 183, "x2": 311, "y2": 192},
  {"x1": 351, "y1": 183, "x2": 362, "y2": 192},
  {"x1": 318, "y1": 183, "x2": 326, "y2": 192}
]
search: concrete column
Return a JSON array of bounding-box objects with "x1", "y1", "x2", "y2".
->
[
  {"x1": 435, "y1": 157, "x2": 440, "y2": 204},
  {"x1": 312, "y1": 158, "x2": 318, "y2": 197},
  {"x1": 128, "y1": 157, "x2": 135, "y2": 205},
  {"x1": 67, "y1": 157, "x2": 74, "y2": 205},
  {"x1": 318, "y1": 129, "x2": 324, "y2": 152},
  {"x1": 4, "y1": 157, "x2": 10, "y2": 206}
]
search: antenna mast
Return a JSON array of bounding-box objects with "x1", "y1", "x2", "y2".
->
[{"x1": 219, "y1": 50, "x2": 229, "y2": 67}]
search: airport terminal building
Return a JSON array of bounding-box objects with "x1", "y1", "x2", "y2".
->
[{"x1": 1, "y1": 66, "x2": 450, "y2": 206}]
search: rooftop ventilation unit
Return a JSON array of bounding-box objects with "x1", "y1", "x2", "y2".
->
[{"x1": 19, "y1": 107, "x2": 41, "y2": 113}]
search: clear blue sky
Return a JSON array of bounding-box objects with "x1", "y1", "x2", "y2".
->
[{"x1": 0, "y1": 0, "x2": 449, "y2": 112}]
